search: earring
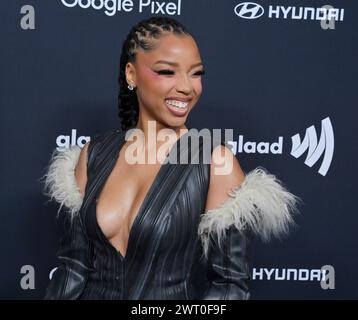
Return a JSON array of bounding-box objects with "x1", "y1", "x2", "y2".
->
[{"x1": 127, "y1": 83, "x2": 134, "y2": 91}]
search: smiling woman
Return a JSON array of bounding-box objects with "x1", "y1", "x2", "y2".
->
[
  {"x1": 119, "y1": 21, "x2": 203, "y2": 131},
  {"x1": 42, "y1": 16, "x2": 301, "y2": 300}
]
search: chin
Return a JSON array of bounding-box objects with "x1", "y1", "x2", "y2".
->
[{"x1": 162, "y1": 117, "x2": 188, "y2": 130}]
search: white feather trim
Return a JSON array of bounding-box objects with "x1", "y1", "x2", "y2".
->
[
  {"x1": 41, "y1": 146, "x2": 83, "y2": 219},
  {"x1": 198, "y1": 166, "x2": 302, "y2": 257}
]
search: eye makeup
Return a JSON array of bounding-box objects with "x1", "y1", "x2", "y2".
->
[{"x1": 154, "y1": 69, "x2": 205, "y2": 76}]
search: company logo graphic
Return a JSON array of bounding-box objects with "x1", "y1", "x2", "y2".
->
[
  {"x1": 227, "y1": 136, "x2": 283, "y2": 155},
  {"x1": 226, "y1": 117, "x2": 334, "y2": 176},
  {"x1": 252, "y1": 265, "x2": 335, "y2": 289},
  {"x1": 290, "y1": 117, "x2": 334, "y2": 176},
  {"x1": 49, "y1": 267, "x2": 58, "y2": 280},
  {"x1": 234, "y1": 2, "x2": 264, "y2": 19},
  {"x1": 56, "y1": 129, "x2": 90, "y2": 151},
  {"x1": 234, "y1": 2, "x2": 344, "y2": 23},
  {"x1": 61, "y1": 0, "x2": 182, "y2": 17}
]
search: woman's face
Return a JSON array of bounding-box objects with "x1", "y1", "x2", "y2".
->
[{"x1": 126, "y1": 33, "x2": 204, "y2": 129}]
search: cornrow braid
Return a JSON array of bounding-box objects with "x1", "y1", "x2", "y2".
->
[{"x1": 117, "y1": 17, "x2": 191, "y2": 131}]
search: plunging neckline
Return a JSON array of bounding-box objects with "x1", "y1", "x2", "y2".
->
[{"x1": 94, "y1": 128, "x2": 190, "y2": 261}]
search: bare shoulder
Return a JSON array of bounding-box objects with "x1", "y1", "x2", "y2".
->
[
  {"x1": 74, "y1": 141, "x2": 90, "y2": 198},
  {"x1": 204, "y1": 144, "x2": 245, "y2": 212}
]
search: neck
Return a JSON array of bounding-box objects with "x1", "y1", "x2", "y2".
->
[{"x1": 134, "y1": 113, "x2": 188, "y2": 146}]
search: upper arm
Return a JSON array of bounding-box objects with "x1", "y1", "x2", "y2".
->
[
  {"x1": 74, "y1": 142, "x2": 90, "y2": 198},
  {"x1": 204, "y1": 144, "x2": 245, "y2": 212}
]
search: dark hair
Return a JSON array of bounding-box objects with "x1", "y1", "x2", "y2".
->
[{"x1": 117, "y1": 17, "x2": 192, "y2": 131}]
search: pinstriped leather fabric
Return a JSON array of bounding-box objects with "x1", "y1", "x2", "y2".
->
[{"x1": 78, "y1": 129, "x2": 212, "y2": 299}]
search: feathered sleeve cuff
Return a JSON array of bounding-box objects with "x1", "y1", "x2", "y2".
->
[
  {"x1": 41, "y1": 146, "x2": 83, "y2": 219},
  {"x1": 198, "y1": 166, "x2": 302, "y2": 257}
]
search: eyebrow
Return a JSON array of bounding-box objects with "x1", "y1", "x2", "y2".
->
[{"x1": 154, "y1": 60, "x2": 204, "y2": 69}]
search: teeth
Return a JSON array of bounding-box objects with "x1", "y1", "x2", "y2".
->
[{"x1": 166, "y1": 100, "x2": 188, "y2": 109}]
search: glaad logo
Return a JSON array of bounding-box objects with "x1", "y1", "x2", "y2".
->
[
  {"x1": 49, "y1": 267, "x2": 58, "y2": 280},
  {"x1": 290, "y1": 117, "x2": 334, "y2": 176},
  {"x1": 226, "y1": 117, "x2": 334, "y2": 176},
  {"x1": 234, "y1": 2, "x2": 264, "y2": 19},
  {"x1": 234, "y1": 2, "x2": 344, "y2": 22},
  {"x1": 56, "y1": 129, "x2": 90, "y2": 151},
  {"x1": 227, "y1": 136, "x2": 283, "y2": 155}
]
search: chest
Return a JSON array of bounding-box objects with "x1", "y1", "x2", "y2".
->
[
  {"x1": 95, "y1": 154, "x2": 164, "y2": 241},
  {"x1": 87, "y1": 160, "x2": 209, "y2": 259},
  {"x1": 82, "y1": 131, "x2": 211, "y2": 260}
]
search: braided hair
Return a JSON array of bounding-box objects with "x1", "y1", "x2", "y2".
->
[{"x1": 117, "y1": 17, "x2": 192, "y2": 131}]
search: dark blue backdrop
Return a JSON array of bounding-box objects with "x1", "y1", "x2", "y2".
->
[{"x1": 1, "y1": 0, "x2": 357, "y2": 299}]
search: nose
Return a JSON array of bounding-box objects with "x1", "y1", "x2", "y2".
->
[{"x1": 175, "y1": 73, "x2": 192, "y2": 95}]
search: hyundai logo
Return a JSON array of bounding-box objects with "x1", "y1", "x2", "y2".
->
[{"x1": 234, "y1": 2, "x2": 264, "y2": 19}]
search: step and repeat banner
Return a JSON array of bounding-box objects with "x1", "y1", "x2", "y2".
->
[{"x1": 1, "y1": 0, "x2": 357, "y2": 299}]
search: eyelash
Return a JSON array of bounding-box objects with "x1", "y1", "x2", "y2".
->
[{"x1": 155, "y1": 69, "x2": 205, "y2": 76}]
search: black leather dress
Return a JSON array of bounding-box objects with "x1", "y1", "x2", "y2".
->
[{"x1": 44, "y1": 129, "x2": 251, "y2": 300}]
